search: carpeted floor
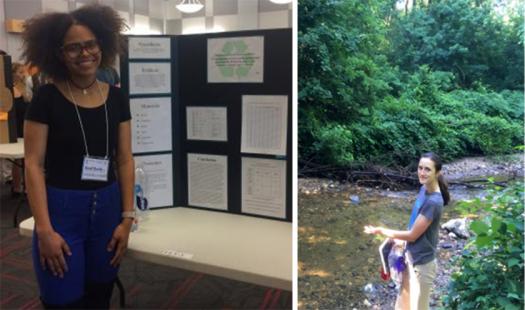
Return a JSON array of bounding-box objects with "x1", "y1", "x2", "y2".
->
[{"x1": 0, "y1": 182, "x2": 291, "y2": 309}]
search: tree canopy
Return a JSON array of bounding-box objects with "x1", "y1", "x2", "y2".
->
[{"x1": 299, "y1": 0, "x2": 524, "y2": 167}]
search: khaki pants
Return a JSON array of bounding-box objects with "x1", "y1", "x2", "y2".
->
[{"x1": 395, "y1": 259, "x2": 437, "y2": 310}]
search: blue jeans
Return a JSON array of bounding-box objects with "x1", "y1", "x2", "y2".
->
[{"x1": 32, "y1": 182, "x2": 122, "y2": 305}]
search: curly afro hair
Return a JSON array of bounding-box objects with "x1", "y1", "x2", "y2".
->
[{"x1": 22, "y1": 4, "x2": 127, "y2": 81}]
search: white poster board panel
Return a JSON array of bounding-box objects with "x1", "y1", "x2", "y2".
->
[
  {"x1": 188, "y1": 153, "x2": 228, "y2": 211},
  {"x1": 129, "y1": 62, "x2": 171, "y2": 95},
  {"x1": 129, "y1": 37, "x2": 171, "y2": 59},
  {"x1": 134, "y1": 154, "x2": 173, "y2": 208},
  {"x1": 130, "y1": 97, "x2": 172, "y2": 153},
  {"x1": 186, "y1": 107, "x2": 227, "y2": 141},
  {"x1": 241, "y1": 95, "x2": 288, "y2": 156},
  {"x1": 242, "y1": 157, "x2": 286, "y2": 219},
  {"x1": 208, "y1": 36, "x2": 264, "y2": 83}
]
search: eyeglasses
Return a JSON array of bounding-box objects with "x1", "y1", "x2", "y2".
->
[{"x1": 61, "y1": 39, "x2": 100, "y2": 58}]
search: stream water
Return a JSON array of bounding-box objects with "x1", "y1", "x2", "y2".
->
[{"x1": 298, "y1": 185, "x2": 486, "y2": 309}]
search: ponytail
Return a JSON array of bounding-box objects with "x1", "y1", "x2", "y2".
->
[{"x1": 437, "y1": 174, "x2": 450, "y2": 206}]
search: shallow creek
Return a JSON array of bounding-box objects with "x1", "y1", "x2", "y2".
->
[{"x1": 298, "y1": 186, "x2": 485, "y2": 309}]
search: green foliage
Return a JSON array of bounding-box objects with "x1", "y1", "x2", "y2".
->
[
  {"x1": 298, "y1": 0, "x2": 392, "y2": 122},
  {"x1": 405, "y1": 66, "x2": 456, "y2": 102},
  {"x1": 298, "y1": 0, "x2": 394, "y2": 163},
  {"x1": 298, "y1": 0, "x2": 525, "y2": 167},
  {"x1": 364, "y1": 95, "x2": 465, "y2": 164},
  {"x1": 389, "y1": 0, "x2": 524, "y2": 90},
  {"x1": 323, "y1": 75, "x2": 523, "y2": 166},
  {"x1": 470, "y1": 116, "x2": 520, "y2": 155},
  {"x1": 444, "y1": 182, "x2": 524, "y2": 309},
  {"x1": 450, "y1": 89, "x2": 525, "y2": 121},
  {"x1": 440, "y1": 90, "x2": 524, "y2": 155},
  {"x1": 311, "y1": 123, "x2": 355, "y2": 166}
]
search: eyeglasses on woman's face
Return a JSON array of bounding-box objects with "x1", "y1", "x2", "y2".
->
[{"x1": 61, "y1": 39, "x2": 100, "y2": 58}]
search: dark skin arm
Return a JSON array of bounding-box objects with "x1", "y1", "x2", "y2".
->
[
  {"x1": 25, "y1": 120, "x2": 72, "y2": 278},
  {"x1": 106, "y1": 120, "x2": 134, "y2": 267}
]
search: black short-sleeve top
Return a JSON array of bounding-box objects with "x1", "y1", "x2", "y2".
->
[{"x1": 25, "y1": 83, "x2": 131, "y2": 190}]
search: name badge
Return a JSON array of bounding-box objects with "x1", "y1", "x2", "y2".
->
[{"x1": 81, "y1": 156, "x2": 109, "y2": 182}]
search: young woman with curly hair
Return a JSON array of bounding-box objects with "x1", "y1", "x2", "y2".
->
[
  {"x1": 364, "y1": 152, "x2": 450, "y2": 310},
  {"x1": 22, "y1": 4, "x2": 134, "y2": 308}
]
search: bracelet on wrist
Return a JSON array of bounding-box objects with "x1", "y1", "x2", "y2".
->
[{"x1": 121, "y1": 211, "x2": 136, "y2": 219}]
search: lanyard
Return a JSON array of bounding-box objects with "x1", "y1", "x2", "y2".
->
[{"x1": 66, "y1": 80, "x2": 109, "y2": 159}]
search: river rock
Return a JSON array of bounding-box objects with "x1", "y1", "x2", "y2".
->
[
  {"x1": 441, "y1": 242, "x2": 454, "y2": 249},
  {"x1": 363, "y1": 283, "x2": 376, "y2": 295},
  {"x1": 442, "y1": 218, "x2": 470, "y2": 239},
  {"x1": 349, "y1": 195, "x2": 360, "y2": 204}
]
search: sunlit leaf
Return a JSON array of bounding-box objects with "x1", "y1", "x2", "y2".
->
[
  {"x1": 475, "y1": 235, "x2": 492, "y2": 247},
  {"x1": 470, "y1": 220, "x2": 489, "y2": 235},
  {"x1": 507, "y1": 258, "x2": 520, "y2": 267}
]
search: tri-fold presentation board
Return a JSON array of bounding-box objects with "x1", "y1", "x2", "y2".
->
[{"x1": 120, "y1": 29, "x2": 292, "y2": 222}]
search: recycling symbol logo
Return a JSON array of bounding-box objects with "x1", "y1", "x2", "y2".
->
[{"x1": 215, "y1": 40, "x2": 255, "y2": 78}]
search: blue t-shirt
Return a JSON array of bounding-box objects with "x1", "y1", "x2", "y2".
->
[
  {"x1": 406, "y1": 186, "x2": 444, "y2": 266},
  {"x1": 408, "y1": 187, "x2": 426, "y2": 230}
]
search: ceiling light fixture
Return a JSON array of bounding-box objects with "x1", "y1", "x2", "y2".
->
[
  {"x1": 269, "y1": 0, "x2": 293, "y2": 4},
  {"x1": 176, "y1": 0, "x2": 204, "y2": 14}
]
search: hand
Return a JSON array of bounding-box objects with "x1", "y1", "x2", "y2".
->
[
  {"x1": 364, "y1": 225, "x2": 383, "y2": 235},
  {"x1": 37, "y1": 230, "x2": 72, "y2": 278},
  {"x1": 107, "y1": 220, "x2": 132, "y2": 267},
  {"x1": 393, "y1": 238, "x2": 405, "y2": 247}
]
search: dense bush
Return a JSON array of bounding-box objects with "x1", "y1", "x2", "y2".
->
[
  {"x1": 443, "y1": 181, "x2": 524, "y2": 309},
  {"x1": 298, "y1": 0, "x2": 525, "y2": 168},
  {"x1": 311, "y1": 124, "x2": 355, "y2": 166},
  {"x1": 365, "y1": 96, "x2": 463, "y2": 164},
  {"x1": 389, "y1": 0, "x2": 524, "y2": 90},
  {"x1": 305, "y1": 79, "x2": 524, "y2": 167},
  {"x1": 299, "y1": 0, "x2": 390, "y2": 124},
  {"x1": 446, "y1": 89, "x2": 525, "y2": 121},
  {"x1": 439, "y1": 90, "x2": 524, "y2": 155}
]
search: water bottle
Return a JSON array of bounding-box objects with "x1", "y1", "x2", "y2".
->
[{"x1": 134, "y1": 164, "x2": 149, "y2": 229}]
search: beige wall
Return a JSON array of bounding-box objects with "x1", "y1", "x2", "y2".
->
[{"x1": 0, "y1": 0, "x2": 292, "y2": 62}]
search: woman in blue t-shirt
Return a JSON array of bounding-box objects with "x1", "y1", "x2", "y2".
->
[
  {"x1": 364, "y1": 152, "x2": 450, "y2": 310},
  {"x1": 22, "y1": 4, "x2": 134, "y2": 309}
]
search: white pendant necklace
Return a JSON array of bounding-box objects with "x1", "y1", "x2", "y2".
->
[{"x1": 69, "y1": 78, "x2": 97, "y2": 95}]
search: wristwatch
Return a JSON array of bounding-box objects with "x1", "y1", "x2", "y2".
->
[{"x1": 122, "y1": 211, "x2": 136, "y2": 219}]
